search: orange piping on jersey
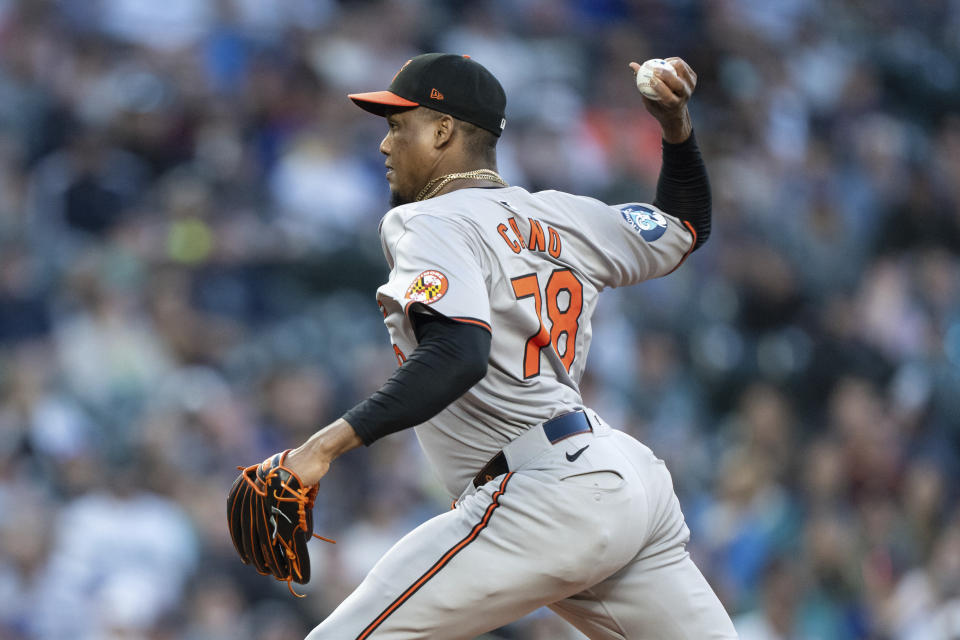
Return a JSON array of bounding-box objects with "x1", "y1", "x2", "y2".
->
[
  {"x1": 355, "y1": 473, "x2": 515, "y2": 639},
  {"x1": 548, "y1": 227, "x2": 562, "y2": 258},
  {"x1": 527, "y1": 219, "x2": 546, "y2": 252},
  {"x1": 402, "y1": 301, "x2": 491, "y2": 335},
  {"x1": 450, "y1": 317, "x2": 492, "y2": 333},
  {"x1": 507, "y1": 218, "x2": 527, "y2": 249},
  {"x1": 666, "y1": 221, "x2": 698, "y2": 275},
  {"x1": 497, "y1": 223, "x2": 522, "y2": 253}
]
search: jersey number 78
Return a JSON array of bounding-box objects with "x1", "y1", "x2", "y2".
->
[{"x1": 510, "y1": 268, "x2": 583, "y2": 378}]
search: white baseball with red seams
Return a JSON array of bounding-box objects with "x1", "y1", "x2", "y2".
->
[{"x1": 635, "y1": 58, "x2": 678, "y2": 100}]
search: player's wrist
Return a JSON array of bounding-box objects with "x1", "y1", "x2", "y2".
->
[
  {"x1": 659, "y1": 109, "x2": 692, "y2": 144},
  {"x1": 289, "y1": 419, "x2": 362, "y2": 479}
]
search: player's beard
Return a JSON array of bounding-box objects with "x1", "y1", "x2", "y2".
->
[{"x1": 389, "y1": 188, "x2": 411, "y2": 208}]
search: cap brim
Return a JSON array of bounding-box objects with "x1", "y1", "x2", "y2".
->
[{"x1": 348, "y1": 91, "x2": 419, "y2": 116}]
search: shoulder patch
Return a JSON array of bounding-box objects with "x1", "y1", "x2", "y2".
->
[
  {"x1": 405, "y1": 270, "x2": 448, "y2": 304},
  {"x1": 619, "y1": 204, "x2": 667, "y2": 242}
]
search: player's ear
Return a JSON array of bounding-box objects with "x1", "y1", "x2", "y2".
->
[{"x1": 433, "y1": 114, "x2": 455, "y2": 149}]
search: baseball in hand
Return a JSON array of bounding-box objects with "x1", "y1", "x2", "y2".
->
[{"x1": 635, "y1": 59, "x2": 677, "y2": 100}]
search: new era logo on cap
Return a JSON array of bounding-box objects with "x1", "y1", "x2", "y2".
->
[{"x1": 348, "y1": 53, "x2": 507, "y2": 137}]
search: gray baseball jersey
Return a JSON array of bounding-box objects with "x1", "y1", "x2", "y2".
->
[{"x1": 374, "y1": 185, "x2": 695, "y2": 496}]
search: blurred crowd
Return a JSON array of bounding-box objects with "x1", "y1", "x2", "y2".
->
[{"x1": 0, "y1": 0, "x2": 958, "y2": 638}]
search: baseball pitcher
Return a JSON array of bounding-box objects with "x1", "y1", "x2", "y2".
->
[{"x1": 230, "y1": 52, "x2": 738, "y2": 639}]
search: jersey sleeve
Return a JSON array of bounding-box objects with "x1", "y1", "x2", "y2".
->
[
  {"x1": 381, "y1": 214, "x2": 491, "y2": 333},
  {"x1": 586, "y1": 199, "x2": 697, "y2": 289}
]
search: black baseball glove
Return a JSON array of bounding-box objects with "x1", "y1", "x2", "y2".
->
[{"x1": 227, "y1": 450, "x2": 334, "y2": 596}]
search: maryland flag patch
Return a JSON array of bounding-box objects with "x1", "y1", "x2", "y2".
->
[{"x1": 405, "y1": 270, "x2": 448, "y2": 304}]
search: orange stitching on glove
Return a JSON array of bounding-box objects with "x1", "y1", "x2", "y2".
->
[
  {"x1": 230, "y1": 454, "x2": 337, "y2": 598},
  {"x1": 238, "y1": 465, "x2": 268, "y2": 497}
]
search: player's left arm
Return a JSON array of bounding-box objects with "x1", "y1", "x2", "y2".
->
[
  {"x1": 283, "y1": 313, "x2": 490, "y2": 486},
  {"x1": 284, "y1": 215, "x2": 492, "y2": 486},
  {"x1": 630, "y1": 57, "x2": 711, "y2": 252},
  {"x1": 339, "y1": 311, "x2": 490, "y2": 446}
]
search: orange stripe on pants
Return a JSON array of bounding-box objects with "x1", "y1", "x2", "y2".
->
[{"x1": 356, "y1": 473, "x2": 514, "y2": 639}]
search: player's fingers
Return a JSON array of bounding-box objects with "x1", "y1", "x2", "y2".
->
[
  {"x1": 665, "y1": 57, "x2": 697, "y2": 90},
  {"x1": 628, "y1": 61, "x2": 641, "y2": 76},
  {"x1": 654, "y1": 68, "x2": 689, "y2": 98},
  {"x1": 650, "y1": 75, "x2": 683, "y2": 107}
]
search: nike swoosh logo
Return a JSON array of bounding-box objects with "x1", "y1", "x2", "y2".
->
[
  {"x1": 566, "y1": 445, "x2": 589, "y2": 462},
  {"x1": 269, "y1": 506, "x2": 292, "y2": 540}
]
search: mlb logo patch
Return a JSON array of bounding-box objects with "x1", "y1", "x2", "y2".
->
[{"x1": 619, "y1": 205, "x2": 667, "y2": 242}]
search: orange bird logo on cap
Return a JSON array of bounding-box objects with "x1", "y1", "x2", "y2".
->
[{"x1": 392, "y1": 59, "x2": 413, "y2": 82}]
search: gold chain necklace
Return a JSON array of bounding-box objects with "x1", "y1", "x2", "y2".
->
[{"x1": 415, "y1": 169, "x2": 508, "y2": 202}]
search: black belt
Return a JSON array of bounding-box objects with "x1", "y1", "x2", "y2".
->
[{"x1": 472, "y1": 410, "x2": 592, "y2": 488}]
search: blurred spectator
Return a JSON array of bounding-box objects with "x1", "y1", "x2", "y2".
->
[
  {"x1": 33, "y1": 461, "x2": 198, "y2": 638},
  {"x1": 734, "y1": 557, "x2": 805, "y2": 640}
]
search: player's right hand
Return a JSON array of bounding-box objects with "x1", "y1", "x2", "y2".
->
[{"x1": 629, "y1": 57, "x2": 697, "y2": 143}]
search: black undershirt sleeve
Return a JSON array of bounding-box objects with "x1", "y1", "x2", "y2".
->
[
  {"x1": 343, "y1": 311, "x2": 491, "y2": 446},
  {"x1": 652, "y1": 130, "x2": 711, "y2": 251}
]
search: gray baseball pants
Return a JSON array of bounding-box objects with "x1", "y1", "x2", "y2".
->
[{"x1": 306, "y1": 413, "x2": 738, "y2": 639}]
